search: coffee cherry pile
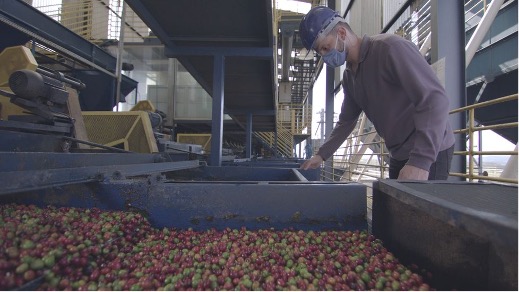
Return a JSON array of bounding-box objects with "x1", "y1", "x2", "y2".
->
[{"x1": 0, "y1": 204, "x2": 432, "y2": 290}]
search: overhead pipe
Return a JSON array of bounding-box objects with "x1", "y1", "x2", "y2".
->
[{"x1": 465, "y1": 0, "x2": 505, "y2": 68}]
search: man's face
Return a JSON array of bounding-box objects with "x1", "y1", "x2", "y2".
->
[{"x1": 314, "y1": 27, "x2": 346, "y2": 56}]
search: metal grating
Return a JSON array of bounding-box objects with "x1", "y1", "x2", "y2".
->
[
  {"x1": 82, "y1": 111, "x2": 158, "y2": 153},
  {"x1": 291, "y1": 56, "x2": 316, "y2": 104},
  {"x1": 83, "y1": 114, "x2": 136, "y2": 144}
]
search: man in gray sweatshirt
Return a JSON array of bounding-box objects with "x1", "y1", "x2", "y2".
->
[{"x1": 299, "y1": 6, "x2": 455, "y2": 180}]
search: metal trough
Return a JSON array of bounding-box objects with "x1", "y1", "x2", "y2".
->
[
  {"x1": 0, "y1": 152, "x2": 367, "y2": 231},
  {"x1": 165, "y1": 165, "x2": 320, "y2": 181},
  {"x1": 0, "y1": 179, "x2": 367, "y2": 232},
  {"x1": 224, "y1": 158, "x2": 306, "y2": 169},
  {"x1": 372, "y1": 180, "x2": 518, "y2": 290},
  {"x1": 0, "y1": 152, "x2": 200, "y2": 196}
]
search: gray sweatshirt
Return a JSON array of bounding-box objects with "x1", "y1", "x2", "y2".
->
[{"x1": 316, "y1": 34, "x2": 455, "y2": 171}]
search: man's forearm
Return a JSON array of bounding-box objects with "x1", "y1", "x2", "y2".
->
[{"x1": 316, "y1": 121, "x2": 355, "y2": 161}]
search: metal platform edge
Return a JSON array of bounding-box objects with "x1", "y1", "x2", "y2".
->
[{"x1": 374, "y1": 180, "x2": 518, "y2": 247}]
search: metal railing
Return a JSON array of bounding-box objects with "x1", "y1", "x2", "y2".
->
[
  {"x1": 321, "y1": 114, "x2": 389, "y2": 183},
  {"x1": 254, "y1": 102, "x2": 312, "y2": 158},
  {"x1": 320, "y1": 0, "x2": 517, "y2": 185},
  {"x1": 32, "y1": 0, "x2": 150, "y2": 43},
  {"x1": 449, "y1": 94, "x2": 518, "y2": 184},
  {"x1": 278, "y1": 103, "x2": 312, "y2": 135},
  {"x1": 254, "y1": 126, "x2": 294, "y2": 158},
  {"x1": 324, "y1": 94, "x2": 518, "y2": 185}
]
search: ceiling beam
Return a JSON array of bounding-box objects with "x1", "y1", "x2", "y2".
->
[
  {"x1": 225, "y1": 110, "x2": 276, "y2": 115},
  {"x1": 165, "y1": 46, "x2": 273, "y2": 58}
]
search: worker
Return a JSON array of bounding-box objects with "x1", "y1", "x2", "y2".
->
[
  {"x1": 305, "y1": 142, "x2": 313, "y2": 159},
  {"x1": 299, "y1": 6, "x2": 455, "y2": 180}
]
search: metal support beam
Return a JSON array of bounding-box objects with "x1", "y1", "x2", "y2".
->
[
  {"x1": 501, "y1": 144, "x2": 518, "y2": 179},
  {"x1": 381, "y1": 0, "x2": 414, "y2": 33},
  {"x1": 274, "y1": 131, "x2": 279, "y2": 158},
  {"x1": 210, "y1": 55, "x2": 225, "y2": 166},
  {"x1": 343, "y1": 0, "x2": 355, "y2": 18},
  {"x1": 225, "y1": 109, "x2": 275, "y2": 115},
  {"x1": 419, "y1": 32, "x2": 432, "y2": 56},
  {"x1": 466, "y1": 0, "x2": 506, "y2": 68},
  {"x1": 281, "y1": 31, "x2": 294, "y2": 81},
  {"x1": 324, "y1": 0, "x2": 336, "y2": 181},
  {"x1": 246, "y1": 113, "x2": 253, "y2": 158},
  {"x1": 431, "y1": 1, "x2": 466, "y2": 180},
  {"x1": 307, "y1": 84, "x2": 313, "y2": 106},
  {"x1": 115, "y1": 1, "x2": 127, "y2": 112},
  {"x1": 0, "y1": 152, "x2": 165, "y2": 172},
  {"x1": 0, "y1": 160, "x2": 201, "y2": 196},
  {"x1": 165, "y1": 46, "x2": 273, "y2": 58},
  {"x1": 325, "y1": 67, "x2": 334, "y2": 181},
  {"x1": 124, "y1": 0, "x2": 174, "y2": 47},
  {"x1": 167, "y1": 59, "x2": 177, "y2": 128}
]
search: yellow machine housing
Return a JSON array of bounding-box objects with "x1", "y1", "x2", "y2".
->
[
  {"x1": 177, "y1": 133, "x2": 212, "y2": 154},
  {"x1": 82, "y1": 111, "x2": 158, "y2": 153}
]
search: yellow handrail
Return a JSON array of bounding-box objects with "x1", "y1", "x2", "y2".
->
[
  {"x1": 449, "y1": 94, "x2": 517, "y2": 113},
  {"x1": 453, "y1": 94, "x2": 518, "y2": 183},
  {"x1": 326, "y1": 94, "x2": 517, "y2": 184}
]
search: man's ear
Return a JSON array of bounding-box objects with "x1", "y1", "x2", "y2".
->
[{"x1": 337, "y1": 26, "x2": 347, "y2": 40}]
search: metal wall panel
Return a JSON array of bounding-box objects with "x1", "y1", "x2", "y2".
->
[
  {"x1": 349, "y1": 0, "x2": 383, "y2": 36},
  {"x1": 348, "y1": 1, "x2": 361, "y2": 34},
  {"x1": 382, "y1": 0, "x2": 411, "y2": 34},
  {"x1": 338, "y1": 0, "x2": 352, "y2": 17},
  {"x1": 362, "y1": 0, "x2": 383, "y2": 36}
]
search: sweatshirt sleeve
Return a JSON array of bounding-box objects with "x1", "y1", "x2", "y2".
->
[
  {"x1": 386, "y1": 38, "x2": 451, "y2": 171},
  {"x1": 316, "y1": 80, "x2": 362, "y2": 161}
]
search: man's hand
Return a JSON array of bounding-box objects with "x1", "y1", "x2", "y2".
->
[
  {"x1": 398, "y1": 164, "x2": 429, "y2": 180},
  {"x1": 300, "y1": 155, "x2": 324, "y2": 170}
]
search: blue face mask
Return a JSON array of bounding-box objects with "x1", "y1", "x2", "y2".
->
[{"x1": 322, "y1": 34, "x2": 347, "y2": 68}]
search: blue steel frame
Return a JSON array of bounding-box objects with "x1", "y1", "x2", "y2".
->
[
  {"x1": 210, "y1": 55, "x2": 225, "y2": 166},
  {"x1": 430, "y1": 1, "x2": 467, "y2": 179},
  {"x1": 164, "y1": 165, "x2": 319, "y2": 181},
  {"x1": 0, "y1": 160, "x2": 200, "y2": 196},
  {"x1": 165, "y1": 46, "x2": 273, "y2": 58},
  {"x1": 123, "y1": 0, "x2": 278, "y2": 162},
  {"x1": 0, "y1": 152, "x2": 166, "y2": 172},
  {"x1": 246, "y1": 113, "x2": 253, "y2": 158},
  {"x1": 323, "y1": 0, "x2": 336, "y2": 181}
]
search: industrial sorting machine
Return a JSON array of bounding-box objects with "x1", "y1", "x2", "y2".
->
[
  {"x1": 0, "y1": 150, "x2": 517, "y2": 290},
  {"x1": 0, "y1": 7, "x2": 516, "y2": 288}
]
